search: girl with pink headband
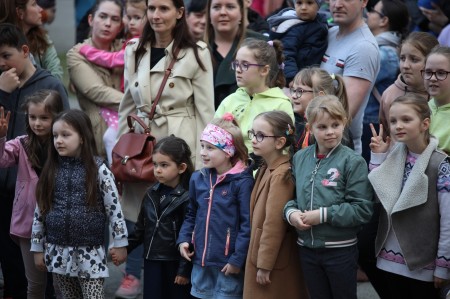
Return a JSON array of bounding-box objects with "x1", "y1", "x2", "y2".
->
[{"x1": 177, "y1": 113, "x2": 254, "y2": 299}]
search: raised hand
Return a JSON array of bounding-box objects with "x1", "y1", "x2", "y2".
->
[
  {"x1": 0, "y1": 107, "x2": 11, "y2": 138},
  {"x1": 0, "y1": 68, "x2": 20, "y2": 93},
  {"x1": 369, "y1": 123, "x2": 390, "y2": 154}
]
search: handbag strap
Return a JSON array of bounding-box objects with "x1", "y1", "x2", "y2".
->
[
  {"x1": 127, "y1": 113, "x2": 151, "y2": 133},
  {"x1": 148, "y1": 47, "x2": 180, "y2": 120}
]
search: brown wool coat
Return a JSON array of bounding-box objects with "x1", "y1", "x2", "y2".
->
[{"x1": 243, "y1": 156, "x2": 308, "y2": 299}]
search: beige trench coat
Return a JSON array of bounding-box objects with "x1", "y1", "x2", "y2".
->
[
  {"x1": 243, "y1": 156, "x2": 308, "y2": 299},
  {"x1": 117, "y1": 38, "x2": 215, "y2": 222},
  {"x1": 67, "y1": 38, "x2": 124, "y2": 157}
]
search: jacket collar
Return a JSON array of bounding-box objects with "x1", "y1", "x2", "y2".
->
[
  {"x1": 369, "y1": 138, "x2": 439, "y2": 214},
  {"x1": 253, "y1": 155, "x2": 291, "y2": 203},
  {"x1": 151, "y1": 182, "x2": 186, "y2": 196}
]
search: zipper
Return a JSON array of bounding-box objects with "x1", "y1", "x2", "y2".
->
[
  {"x1": 201, "y1": 185, "x2": 214, "y2": 266},
  {"x1": 191, "y1": 225, "x2": 196, "y2": 251},
  {"x1": 309, "y1": 159, "x2": 321, "y2": 247},
  {"x1": 172, "y1": 220, "x2": 177, "y2": 242},
  {"x1": 225, "y1": 227, "x2": 230, "y2": 256}
]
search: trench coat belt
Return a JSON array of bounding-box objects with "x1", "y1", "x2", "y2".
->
[{"x1": 137, "y1": 106, "x2": 195, "y2": 127}]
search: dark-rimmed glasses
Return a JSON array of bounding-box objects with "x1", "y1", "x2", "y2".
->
[
  {"x1": 421, "y1": 70, "x2": 450, "y2": 81},
  {"x1": 248, "y1": 130, "x2": 280, "y2": 143},
  {"x1": 290, "y1": 87, "x2": 314, "y2": 98},
  {"x1": 369, "y1": 7, "x2": 385, "y2": 18},
  {"x1": 231, "y1": 60, "x2": 265, "y2": 72}
]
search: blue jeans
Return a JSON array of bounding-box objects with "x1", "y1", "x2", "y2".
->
[
  {"x1": 125, "y1": 219, "x2": 144, "y2": 279},
  {"x1": 299, "y1": 245, "x2": 358, "y2": 299},
  {"x1": 190, "y1": 264, "x2": 244, "y2": 299}
]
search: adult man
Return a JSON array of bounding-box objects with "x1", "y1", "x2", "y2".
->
[{"x1": 320, "y1": 0, "x2": 380, "y2": 153}]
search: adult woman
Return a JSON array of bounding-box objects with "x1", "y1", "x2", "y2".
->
[
  {"x1": 67, "y1": 0, "x2": 124, "y2": 158},
  {"x1": 116, "y1": 0, "x2": 214, "y2": 296},
  {"x1": 0, "y1": 0, "x2": 63, "y2": 80},
  {"x1": 205, "y1": 0, "x2": 267, "y2": 108},
  {"x1": 379, "y1": 31, "x2": 438, "y2": 138}
]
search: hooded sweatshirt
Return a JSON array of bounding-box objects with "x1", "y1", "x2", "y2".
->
[{"x1": 429, "y1": 99, "x2": 450, "y2": 154}]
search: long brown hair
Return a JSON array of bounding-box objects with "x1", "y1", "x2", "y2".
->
[
  {"x1": 36, "y1": 110, "x2": 99, "y2": 215},
  {"x1": 135, "y1": 0, "x2": 206, "y2": 71},
  {"x1": 22, "y1": 90, "x2": 64, "y2": 170}
]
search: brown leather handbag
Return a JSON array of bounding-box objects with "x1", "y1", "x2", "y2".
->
[{"x1": 111, "y1": 48, "x2": 179, "y2": 184}]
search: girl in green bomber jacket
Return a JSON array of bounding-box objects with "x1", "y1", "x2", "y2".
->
[
  {"x1": 283, "y1": 95, "x2": 373, "y2": 299},
  {"x1": 215, "y1": 38, "x2": 294, "y2": 156}
]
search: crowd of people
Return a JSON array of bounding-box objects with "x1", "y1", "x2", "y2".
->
[{"x1": 1, "y1": 0, "x2": 450, "y2": 298}]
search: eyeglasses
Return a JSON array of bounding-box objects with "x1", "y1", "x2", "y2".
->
[
  {"x1": 421, "y1": 70, "x2": 450, "y2": 81},
  {"x1": 231, "y1": 60, "x2": 265, "y2": 72},
  {"x1": 289, "y1": 87, "x2": 314, "y2": 98},
  {"x1": 369, "y1": 7, "x2": 385, "y2": 18},
  {"x1": 248, "y1": 130, "x2": 280, "y2": 143}
]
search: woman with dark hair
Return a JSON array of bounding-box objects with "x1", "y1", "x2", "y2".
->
[
  {"x1": 0, "y1": 0, "x2": 63, "y2": 80},
  {"x1": 184, "y1": 0, "x2": 207, "y2": 41},
  {"x1": 67, "y1": 0, "x2": 124, "y2": 159},
  {"x1": 115, "y1": 0, "x2": 214, "y2": 296}
]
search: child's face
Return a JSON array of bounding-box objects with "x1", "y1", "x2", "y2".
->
[
  {"x1": 310, "y1": 112, "x2": 344, "y2": 155},
  {"x1": 250, "y1": 117, "x2": 284, "y2": 160},
  {"x1": 389, "y1": 103, "x2": 429, "y2": 149},
  {"x1": 53, "y1": 120, "x2": 83, "y2": 157},
  {"x1": 290, "y1": 81, "x2": 314, "y2": 115},
  {"x1": 295, "y1": 0, "x2": 319, "y2": 21},
  {"x1": 153, "y1": 152, "x2": 185, "y2": 188},
  {"x1": 200, "y1": 140, "x2": 232, "y2": 174},
  {"x1": 423, "y1": 53, "x2": 450, "y2": 104},
  {"x1": 234, "y1": 46, "x2": 268, "y2": 92},
  {"x1": 125, "y1": 4, "x2": 147, "y2": 37},
  {"x1": 0, "y1": 45, "x2": 28, "y2": 76},
  {"x1": 28, "y1": 103, "x2": 53, "y2": 141},
  {"x1": 186, "y1": 10, "x2": 206, "y2": 41},
  {"x1": 399, "y1": 43, "x2": 426, "y2": 89}
]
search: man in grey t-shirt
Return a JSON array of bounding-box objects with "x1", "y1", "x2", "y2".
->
[{"x1": 321, "y1": 0, "x2": 380, "y2": 154}]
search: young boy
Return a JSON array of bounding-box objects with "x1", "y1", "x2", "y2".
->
[
  {"x1": 0, "y1": 23, "x2": 69, "y2": 298},
  {"x1": 268, "y1": 0, "x2": 328, "y2": 86}
]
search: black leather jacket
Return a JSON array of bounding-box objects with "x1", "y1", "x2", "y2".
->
[{"x1": 128, "y1": 183, "x2": 191, "y2": 277}]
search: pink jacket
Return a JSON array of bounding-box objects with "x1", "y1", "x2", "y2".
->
[{"x1": 0, "y1": 136, "x2": 38, "y2": 239}]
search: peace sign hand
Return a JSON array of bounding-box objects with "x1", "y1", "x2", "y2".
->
[
  {"x1": 369, "y1": 123, "x2": 390, "y2": 154},
  {"x1": 0, "y1": 107, "x2": 11, "y2": 138}
]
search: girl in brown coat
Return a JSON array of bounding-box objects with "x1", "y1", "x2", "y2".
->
[{"x1": 243, "y1": 111, "x2": 308, "y2": 299}]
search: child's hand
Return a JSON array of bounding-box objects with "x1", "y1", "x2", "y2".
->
[
  {"x1": 289, "y1": 211, "x2": 311, "y2": 231},
  {"x1": 34, "y1": 252, "x2": 46, "y2": 272},
  {"x1": 0, "y1": 107, "x2": 11, "y2": 138},
  {"x1": 301, "y1": 210, "x2": 321, "y2": 226},
  {"x1": 256, "y1": 269, "x2": 271, "y2": 285},
  {"x1": 0, "y1": 68, "x2": 20, "y2": 93},
  {"x1": 109, "y1": 247, "x2": 127, "y2": 266},
  {"x1": 179, "y1": 242, "x2": 194, "y2": 262},
  {"x1": 369, "y1": 123, "x2": 390, "y2": 154},
  {"x1": 434, "y1": 276, "x2": 449, "y2": 288},
  {"x1": 221, "y1": 263, "x2": 240, "y2": 275},
  {"x1": 174, "y1": 275, "x2": 190, "y2": 285}
]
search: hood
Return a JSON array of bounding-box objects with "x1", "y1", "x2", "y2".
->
[
  {"x1": 429, "y1": 98, "x2": 450, "y2": 111},
  {"x1": 22, "y1": 67, "x2": 54, "y2": 89},
  {"x1": 376, "y1": 31, "x2": 401, "y2": 48},
  {"x1": 393, "y1": 74, "x2": 429, "y2": 98},
  {"x1": 235, "y1": 87, "x2": 290, "y2": 101},
  {"x1": 200, "y1": 159, "x2": 254, "y2": 184}
]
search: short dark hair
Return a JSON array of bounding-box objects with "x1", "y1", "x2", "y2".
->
[
  {"x1": 185, "y1": 0, "x2": 207, "y2": 13},
  {"x1": 0, "y1": 24, "x2": 28, "y2": 49}
]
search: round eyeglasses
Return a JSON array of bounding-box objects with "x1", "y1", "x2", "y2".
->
[
  {"x1": 421, "y1": 70, "x2": 450, "y2": 81},
  {"x1": 289, "y1": 87, "x2": 314, "y2": 98},
  {"x1": 231, "y1": 60, "x2": 265, "y2": 72},
  {"x1": 248, "y1": 130, "x2": 280, "y2": 143}
]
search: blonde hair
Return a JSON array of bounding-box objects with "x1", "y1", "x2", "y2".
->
[
  {"x1": 306, "y1": 95, "x2": 348, "y2": 126},
  {"x1": 208, "y1": 117, "x2": 248, "y2": 166}
]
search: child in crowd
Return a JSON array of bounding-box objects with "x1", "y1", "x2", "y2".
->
[
  {"x1": 0, "y1": 90, "x2": 63, "y2": 298},
  {"x1": 215, "y1": 38, "x2": 294, "y2": 155},
  {"x1": 178, "y1": 114, "x2": 254, "y2": 299},
  {"x1": 243, "y1": 111, "x2": 308, "y2": 299},
  {"x1": 290, "y1": 67, "x2": 353, "y2": 151},
  {"x1": 122, "y1": 136, "x2": 195, "y2": 299},
  {"x1": 30, "y1": 110, "x2": 128, "y2": 298},
  {"x1": 267, "y1": 0, "x2": 328, "y2": 86},
  {"x1": 77, "y1": 0, "x2": 147, "y2": 164},
  {"x1": 379, "y1": 31, "x2": 438, "y2": 139},
  {"x1": 368, "y1": 95, "x2": 450, "y2": 298},
  {"x1": 423, "y1": 45, "x2": 450, "y2": 154},
  {"x1": 284, "y1": 95, "x2": 373, "y2": 299}
]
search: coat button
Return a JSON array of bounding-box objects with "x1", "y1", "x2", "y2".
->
[
  {"x1": 169, "y1": 82, "x2": 174, "y2": 88},
  {"x1": 135, "y1": 82, "x2": 139, "y2": 87}
]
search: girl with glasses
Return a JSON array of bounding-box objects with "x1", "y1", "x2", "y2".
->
[
  {"x1": 424, "y1": 45, "x2": 450, "y2": 154},
  {"x1": 290, "y1": 67, "x2": 353, "y2": 151},
  {"x1": 215, "y1": 38, "x2": 294, "y2": 161}
]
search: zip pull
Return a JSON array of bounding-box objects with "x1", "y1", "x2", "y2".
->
[
  {"x1": 155, "y1": 220, "x2": 160, "y2": 229},
  {"x1": 310, "y1": 160, "x2": 321, "y2": 182}
]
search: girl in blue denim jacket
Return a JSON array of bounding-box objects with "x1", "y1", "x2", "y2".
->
[{"x1": 178, "y1": 114, "x2": 254, "y2": 299}]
